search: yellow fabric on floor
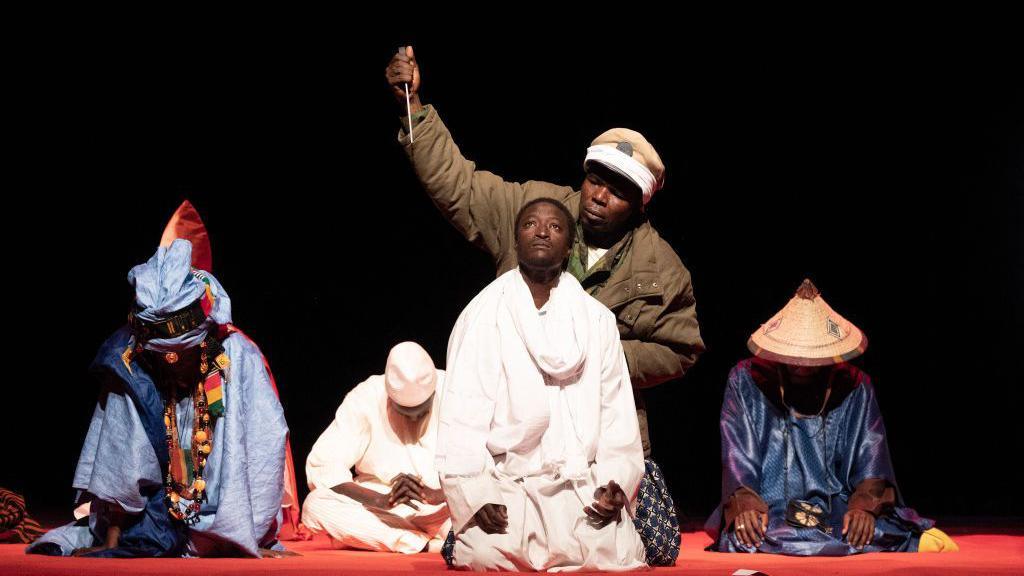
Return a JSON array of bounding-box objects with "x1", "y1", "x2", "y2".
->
[{"x1": 919, "y1": 527, "x2": 959, "y2": 552}]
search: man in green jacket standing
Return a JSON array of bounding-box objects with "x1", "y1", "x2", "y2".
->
[
  {"x1": 386, "y1": 47, "x2": 703, "y2": 565},
  {"x1": 385, "y1": 46, "x2": 705, "y2": 450}
]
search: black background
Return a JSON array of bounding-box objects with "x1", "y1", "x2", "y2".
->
[{"x1": 6, "y1": 28, "x2": 1022, "y2": 526}]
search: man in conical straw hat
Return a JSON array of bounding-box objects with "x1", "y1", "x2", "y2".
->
[{"x1": 704, "y1": 279, "x2": 958, "y2": 556}]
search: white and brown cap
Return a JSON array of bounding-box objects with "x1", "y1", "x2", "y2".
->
[
  {"x1": 584, "y1": 128, "x2": 665, "y2": 206},
  {"x1": 384, "y1": 341, "x2": 437, "y2": 407},
  {"x1": 748, "y1": 279, "x2": 868, "y2": 366}
]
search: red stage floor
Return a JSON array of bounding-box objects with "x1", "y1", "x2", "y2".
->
[{"x1": 2, "y1": 530, "x2": 1021, "y2": 575}]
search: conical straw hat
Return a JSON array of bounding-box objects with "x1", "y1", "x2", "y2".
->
[{"x1": 747, "y1": 279, "x2": 868, "y2": 366}]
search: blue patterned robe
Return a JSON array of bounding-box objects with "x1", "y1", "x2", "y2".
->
[
  {"x1": 28, "y1": 327, "x2": 288, "y2": 557},
  {"x1": 705, "y1": 359, "x2": 932, "y2": 556}
]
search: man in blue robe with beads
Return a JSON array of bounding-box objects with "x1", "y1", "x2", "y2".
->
[
  {"x1": 705, "y1": 279, "x2": 957, "y2": 556},
  {"x1": 28, "y1": 239, "x2": 290, "y2": 558}
]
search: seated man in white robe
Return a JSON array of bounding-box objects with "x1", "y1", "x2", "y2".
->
[
  {"x1": 302, "y1": 341, "x2": 450, "y2": 553},
  {"x1": 437, "y1": 198, "x2": 647, "y2": 571}
]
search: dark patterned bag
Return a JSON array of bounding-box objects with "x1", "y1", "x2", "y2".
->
[
  {"x1": 441, "y1": 529, "x2": 456, "y2": 567},
  {"x1": 633, "y1": 458, "x2": 680, "y2": 566}
]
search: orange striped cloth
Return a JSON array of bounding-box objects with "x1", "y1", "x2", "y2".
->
[{"x1": 0, "y1": 487, "x2": 45, "y2": 544}]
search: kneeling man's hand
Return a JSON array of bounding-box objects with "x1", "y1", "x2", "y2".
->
[
  {"x1": 733, "y1": 509, "x2": 768, "y2": 548},
  {"x1": 388, "y1": 474, "x2": 425, "y2": 510},
  {"x1": 393, "y1": 473, "x2": 447, "y2": 506},
  {"x1": 843, "y1": 508, "x2": 875, "y2": 549},
  {"x1": 474, "y1": 503, "x2": 508, "y2": 534},
  {"x1": 584, "y1": 480, "x2": 626, "y2": 528}
]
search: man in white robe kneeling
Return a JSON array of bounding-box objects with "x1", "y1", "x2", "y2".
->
[
  {"x1": 438, "y1": 198, "x2": 647, "y2": 571},
  {"x1": 302, "y1": 342, "x2": 451, "y2": 553}
]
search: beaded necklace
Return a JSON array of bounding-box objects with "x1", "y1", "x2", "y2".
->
[{"x1": 163, "y1": 340, "x2": 215, "y2": 525}]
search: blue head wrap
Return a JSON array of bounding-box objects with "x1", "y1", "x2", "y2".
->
[{"x1": 127, "y1": 239, "x2": 231, "y2": 353}]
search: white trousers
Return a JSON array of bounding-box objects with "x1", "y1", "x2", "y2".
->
[{"x1": 452, "y1": 474, "x2": 646, "y2": 571}]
